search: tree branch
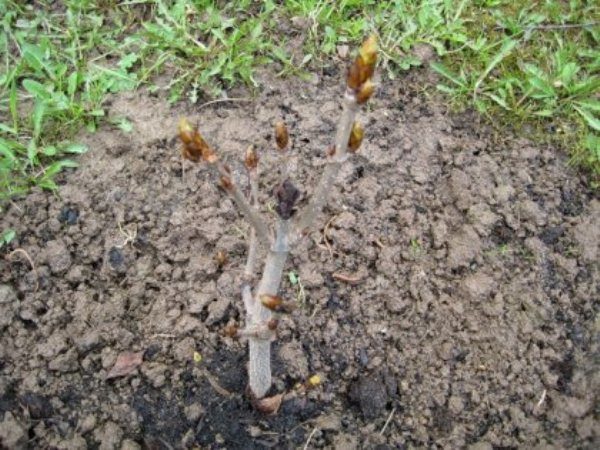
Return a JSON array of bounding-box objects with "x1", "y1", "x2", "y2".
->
[{"x1": 292, "y1": 89, "x2": 359, "y2": 240}]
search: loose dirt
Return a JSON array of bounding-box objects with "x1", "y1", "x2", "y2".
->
[{"x1": 1, "y1": 66, "x2": 598, "y2": 449}]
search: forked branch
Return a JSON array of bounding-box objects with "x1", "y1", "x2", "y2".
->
[{"x1": 177, "y1": 34, "x2": 378, "y2": 409}]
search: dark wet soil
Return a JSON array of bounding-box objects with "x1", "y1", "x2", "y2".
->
[{"x1": 1, "y1": 63, "x2": 598, "y2": 449}]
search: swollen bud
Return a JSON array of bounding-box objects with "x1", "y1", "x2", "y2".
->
[
  {"x1": 244, "y1": 145, "x2": 259, "y2": 170},
  {"x1": 274, "y1": 121, "x2": 289, "y2": 150},
  {"x1": 215, "y1": 250, "x2": 228, "y2": 267},
  {"x1": 356, "y1": 79, "x2": 376, "y2": 104},
  {"x1": 260, "y1": 294, "x2": 283, "y2": 311},
  {"x1": 348, "y1": 122, "x2": 364, "y2": 152},
  {"x1": 178, "y1": 117, "x2": 216, "y2": 163},
  {"x1": 260, "y1": 294, "x2": 297, "y2": 313},
  {"x1": 347, "y1": 35, "x2": 378, "y2": 91},
  {"x1": 274, "y1": 179, "x2": 300, "y2": 220},
  {"x1": 178, "y1": 118, "x2": 195, "y2": 145},
  {"x1": 219, "y1": 176, "x2": 233, "y2": 191},
  {"x1": 223, "y1": 324, "x2": 239, "y2": 338},
  {"x1": 358, "y1": 34, "x2": 378, "y2": 67}
]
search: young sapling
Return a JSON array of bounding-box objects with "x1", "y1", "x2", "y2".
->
[{"x1": 177, "y1": 35, "x2": 378, "y2": 412}]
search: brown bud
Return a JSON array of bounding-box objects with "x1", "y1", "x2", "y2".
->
[
  {"x1": 359, "y1": 34, "x2": 378, "y2": 67},
  {"x1": 223, "y1": 324, "x2": 238, "y2": 338},
  {"x1": 181, "y1": 146, "x2": 200, "y2": 163},
  {"x1": 215, "y1": 250, "x2": 228, "y2": 267},
  {"x1": 348, "y1": 122, "x2": 364, "y2": 152},
  {"x1": 260, "y1": 294, "x2": 297, "y2": 313},
  {"x1": 178, "y1": 117, "x2": 216, "y2": 163},
  {"x1": 219, "y1": 175, "x2": 233, "y2": 191},
  {"x1": 274, "y1": 121, "x2": 289, "y2": 150},
  {"x1": 347, "y1": 35, "x2": 377, "y2": 90},
  {"x1": 178, "y1": 117, "x2": 195, "y2": 145},
  {"x1": 274, "y1": 179, "x2": 300, "y2": 220},
  {"x1": 326, "y1": 145, "x2": 336, "y2": 157},
  {"x1": 260, "y1": 294, "x2": 283, "y2": 311},
  {"x1": 267, "y1": 318, "x2": 279, "y2": 330},
  {"x1": 347, "y1": 58, "x2": 362, "y2": 90},
  {"x1": 356, "y1": 79, "x2": 376, "y2": 104},
  {"x1": 244, "y1": 145, "x2": 259, "y2": 170}
]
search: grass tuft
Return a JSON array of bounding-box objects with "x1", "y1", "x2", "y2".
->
[{"x1": 1, "y1": 0, "x2": 598, "y2": 207}]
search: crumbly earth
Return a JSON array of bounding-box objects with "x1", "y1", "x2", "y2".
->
[{"x1": 1, "y1": 65, "x2": 598, "y2": 449}]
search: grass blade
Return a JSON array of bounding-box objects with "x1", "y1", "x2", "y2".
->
[
  {"x1": 574, "y1": 106, "x2": 600, "y2": 132},
  {"x1": 473, "y1": 39, "x2": 518, "y2": 101}
]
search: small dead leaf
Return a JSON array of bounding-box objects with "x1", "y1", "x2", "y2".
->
[
  {"x1": 253, "y1": 393, "x2": 283, "y2": 415},
  {"x1": 193, "y1": 351, "x2": 202, "y2": 363},
  {"x1": 106, "y1": 351, "x2": 143, "y2": 380}
]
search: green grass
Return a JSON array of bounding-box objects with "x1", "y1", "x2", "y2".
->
[{"x1": 1, "y1": 0, "x2": 599, "y2": 213}]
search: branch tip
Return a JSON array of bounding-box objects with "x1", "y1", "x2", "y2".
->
[{"x1": 347, "y1": 35, "x2": 378, "y2": 94}]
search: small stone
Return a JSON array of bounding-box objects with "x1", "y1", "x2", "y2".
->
[
  {"x1": 45, "y1": 240, "x2": 72, "y2": 274},
  {"x1": 74, "y1": 330, "x2": 102, "y2": 354},
  {"x1": 0, "y1": 284, "x2": 17, "y2": 304},
  {"x1": 468, "y1": 442, "x2": 493, "y2": 450},
  {"x1": 141, "y1": 363, "x2": 167, "y2": 388},
  {"x1": 94, "y1": 421, "x2": 123, "y2": 450},
  {"x1": 120, "y1": 439, "x2": 141, "y2": 450},
  {"x1": 349, "y1": 372, "x2": 389, "y2": 419},
  {"x1": 314, "y1": 413, "x2": 341, "y2": 431},
  {"x1": 431, "y1": 220, "x2": 448, "y2": 248},
  {"x1": 79, "y1": 414, "x2": 97, "y2": 434},
  {"x1": 19, "y1": 392, "x2": 53, "y2": 419},
  {"x1": 66, "y1": 265, "x2": 85, "y2": 284},
  {"x1": 278, "y1": 340, "x2": 309, "y2": 379},
  {"x1": 48, "y1": 348, "x2": 78, "y2": 372},
  {"x1": 188, "y1": 291, "x2": 213, "y2": 314},
  {"x1": 108, "y1": 247, "x2": 126, "y2": 271},
  {"x1": 448, "y1": 395, "x2": 464, "y2": 414},
  {"x1": 38, "y1": 333, "x2": 68, "y2": 359},
  {"x1": 58, "y1": 206, "x2": 79, "y2": 225},
  {"x1": 206, "y1": 297, "x2": 230, "y2": 325},
  {"x1": 519, "y1": 200, "x2": 546, "y2": 226},
  {"x1": 334, "y1": 433, "x2": 358, "y2": 450},
  {"x1": 184, "y1": 403, "x2": 205, "y2": 422},
  {"x1": 173, "y1": 337, "x2": 196, "y2": 362},
  {"x1": 0, "y1": 412, "x2": 27, "y2": 448},
  {"x1": 447, "y1": 225, "x2": 481, "y2": 269},
  {"x1": 462, "y1": 272, "x2": 495, "y2": 302},
  {"x1": 0, "y1": 285, "x2": 18, "y2": 329}
]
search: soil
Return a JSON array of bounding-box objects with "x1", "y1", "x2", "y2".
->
[{"x1": 1, "y1": 64, "x2": 598, "y2": 449}]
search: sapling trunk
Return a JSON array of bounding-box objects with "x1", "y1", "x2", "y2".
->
[{"x1": 177, "y1": 35, "x2": 378, "y2": 411}]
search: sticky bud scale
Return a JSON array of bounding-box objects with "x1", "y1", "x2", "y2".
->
[
  {"x1": 348, "y1": 122, "x2": 364, "y2": 152},
  {"x1": 244, "y1": 145, "x2": 259, "y2": 170},
  {"x1": 274, "y1": 121, "x2": 289, "y2": 150}
]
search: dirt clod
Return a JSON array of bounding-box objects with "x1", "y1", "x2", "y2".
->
[{"x1": 349, "y1": 372, "x2": 390, "y2": 419}]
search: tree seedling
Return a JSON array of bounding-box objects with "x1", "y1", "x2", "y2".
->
[{"x1": 177, "y1": 35, "x2": 378, "y2": 412}]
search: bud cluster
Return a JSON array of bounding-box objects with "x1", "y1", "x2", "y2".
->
[
  {"x1": 178, "y1": 118, "x2": 217, "y2": 163},
  {"x1": 347, "y1": 35, "x2": 378, "y2": 105}
]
